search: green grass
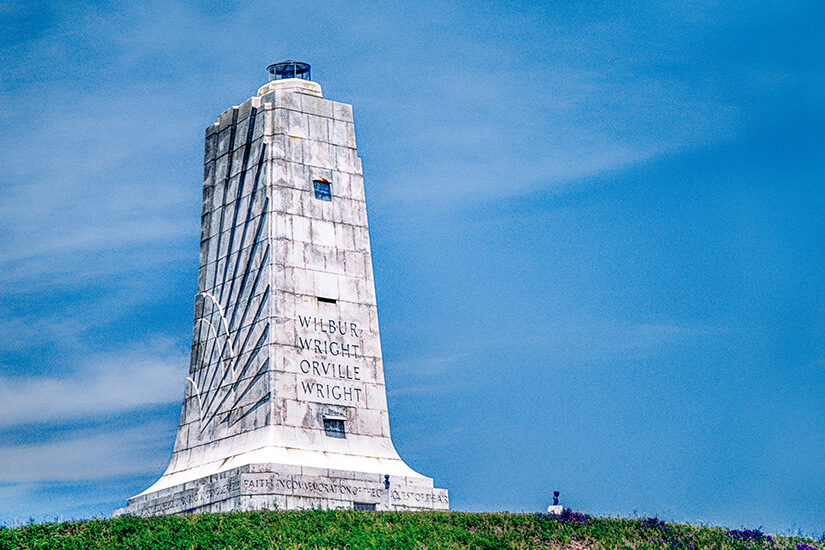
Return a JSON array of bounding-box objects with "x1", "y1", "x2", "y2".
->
[{"x1": 1, "y1": 509, "x2": 822, "y2": 550}]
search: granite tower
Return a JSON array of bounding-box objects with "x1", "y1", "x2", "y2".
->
[{"x1": 116, "y1": 62, "x2": 448, "y2": 516}]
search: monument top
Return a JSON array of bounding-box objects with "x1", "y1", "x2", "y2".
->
[
  {"x1": 258, "y1": 60, "x2": 321, "y2": 97},
  {"x1": 267, "y1": 60, "x2": 312, "y2": 81}
]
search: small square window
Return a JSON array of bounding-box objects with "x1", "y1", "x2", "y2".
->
[
  {"x1": 313, "y1": 180, "x2": 332, "y2": 201},
  {"x1": 353, "y1": 502, "x2": 376, "y2": 511},
  {"x1": 324, "y1": 418, "x2": 345, "y2": 438}
]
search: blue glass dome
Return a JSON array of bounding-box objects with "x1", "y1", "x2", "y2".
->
[{"x1": 267, "y1": 61, "x2": 311, "y2": 81}]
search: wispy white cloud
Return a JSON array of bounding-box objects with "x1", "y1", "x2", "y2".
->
[
  {"x1": 387, "y1": 383, "x2": 466, "y2": 398},
  {"x1": 0, "y1": 315, "x2": 87, "y2": 355},
  {"x1": 0, "y1": 340, "x2": 186, "y2": 428},
  {"x1": 387, "y1": 351, "x2": 475, "y2": 376},
  {"x1": 624, "y1": 323, "x2": 725, "y2": 341},
  {"x1": 351, "y1": 2, "x2": 808, "y2": 206},
  {"x1": 0, "y1": 95, "x2": 198, "y2": 279},
  {"x1": 532, "y1": 320, "x2": 730, "y2": 366},
  {"x1": 0, "y1": 422, "x2": 173, "y2": 483},
  {"x1": 0, "y1": 2, "x2": 210, "y2": 299},
  {"x1": 372, "y1": 59, "x2": 742, "y2": 204}
]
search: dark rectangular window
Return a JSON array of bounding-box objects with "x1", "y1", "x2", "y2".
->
[
  {"x1": 353, "y1": 502, "x2": 376, "y2": 511},
  {"x1": 313, "y1": 180, "x2": 332, "y2": 201},
  {"x1": 324, "y1": 418, "x2": 345, "y2": 438},
  {"x1": 317, "y1": 296, "x2": 337, "y2": 304}
]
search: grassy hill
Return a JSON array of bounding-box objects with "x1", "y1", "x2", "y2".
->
[{"x1": 1, "y1": 509, "x2": 823, "y2": 550}]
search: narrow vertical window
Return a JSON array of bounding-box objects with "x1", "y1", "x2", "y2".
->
[
  {"x1": 313, "y1": 179, "x2": 332, "y2": 201},
  {"x1": 323, "y1": 418, "x2": 346, "y2": 438}
]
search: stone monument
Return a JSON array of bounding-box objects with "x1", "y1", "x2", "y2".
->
[{"x1": 115, "y1": 61, "x2": 448, "y2": 516}]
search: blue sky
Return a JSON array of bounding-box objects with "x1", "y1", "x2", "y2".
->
[{"x1": 1, "y1": 0, "x2": 823, "y2": 535}]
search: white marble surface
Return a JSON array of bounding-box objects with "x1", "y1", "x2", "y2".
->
[{"x1": 118, "y1": 76, "x2": 447, "y2": 516}]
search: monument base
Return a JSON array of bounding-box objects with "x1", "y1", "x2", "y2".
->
[{"x1": 114, "y1": 464, "x2": 449, "y2": 517}]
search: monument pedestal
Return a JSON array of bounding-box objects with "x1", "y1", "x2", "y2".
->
[{"x1": 115, "y1": 464, "x2": 447, "y2": 517}]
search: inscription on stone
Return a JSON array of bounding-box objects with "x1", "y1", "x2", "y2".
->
[
  {"x1": 131, "y1": 479, "x2": 242, "y2": 517},
  {"x1": 241, "y1": 474, "x2": 448, "y2": 506},
  {"x1": 296, "y1": 314, "x2": 365, "y2": 404},
  {"x1": 243, "y1": 475, "x2": 382, "y2": 499}
]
